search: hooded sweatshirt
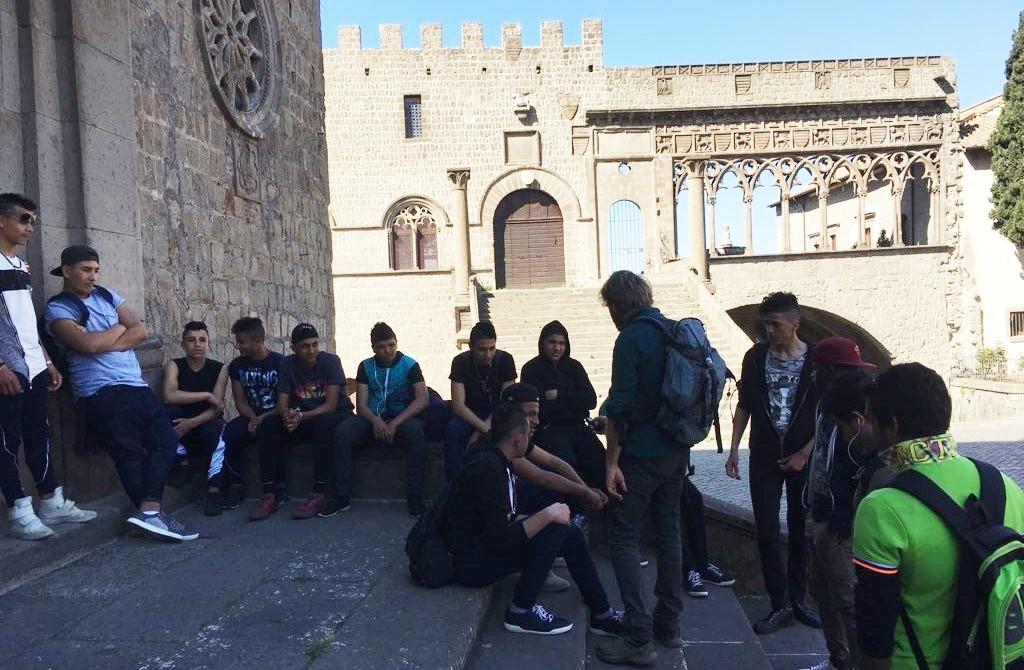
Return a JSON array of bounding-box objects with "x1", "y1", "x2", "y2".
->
[{"x1": 520, "y1": 320, "x2": 598, "y2": 428}]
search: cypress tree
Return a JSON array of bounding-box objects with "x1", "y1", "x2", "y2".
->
[{"x1": 990, "y1": 12, "x2": 1024, "y2": 247}]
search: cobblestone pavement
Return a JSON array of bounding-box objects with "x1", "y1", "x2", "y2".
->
[{"x1": 690, "y1": 418, "x2": 1024, "y2": 523}]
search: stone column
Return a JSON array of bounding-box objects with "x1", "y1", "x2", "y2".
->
[
  {"x1": 780, "y1": 190, "x2": 792, "y2": 253},
  {"x1": 817, "y1": 192, "x2": 829, "y2": 251},
  {"x1": 857, "y1": 188, "x2": 867, "y2": 247},
  {"x1": 707, "y1": 194, "x2": 717, "y2": 257},
  {"x1": 892, "y1": 186, "x2": 904, "y2": 246},
  {"x1": 929, "y1": 184, "x2": 941, "y2": 245},
  {"x1": 743, "y1": 194, "x2": 754, "y2": 255},
  {"x1": 685, "y1": 161, "x2": 708, "y2": 280},
  {"x1": 448, "y1": 169, "x2": 472, "y2": 296}
]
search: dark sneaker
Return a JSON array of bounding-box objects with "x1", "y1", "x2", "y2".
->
[
  {"x1": 686, "y1": 569, "x2": 709, "y2": 598},
  {"x1": 654, "y1": 628, "x2": 684, "y2": 648},
  {"x1": 503, "y1": 605, "x2": 573, "y2": 635},
  {"x1": 639, "y1": 558, "x2": 650, "y2": 568},
  {"x1": 596, "y1": 637, "x2": 658, "y2": 666},
  {"x1": 319, "y1": 496, "x2": 351, "y2": 517},
  {"x1": 408, "y1": 498, "x2": 425, "y2": 517},
  {"x1": 703, "y1": 562, "x2": 736, "y2": 587},
  {"x1": 542, "y1": 570, "x2": 571, "y2": 593},
  {"x1": 589, "y1": 609, "x2": 625, "y2": 637},
  {"x1": 249, "y1": 493, "x2": 279, "y2": 521},
  {"x1": 127, "y1": 512, "x2": 199, "y2": 541},
  {"x1": 292, "y1": 493, "x2": 327, "y2": 519},
  {"x1": 793, "y1": 601, "x2": 822, "y2": 629},
  {"x1": 753, "y1": 606, "x2": 794, "y2": 634},
  {"x1": 222, "y1": 485, "x2": 243, "y2": 510},
  {"x1": 204, "y1": 491, "x2": 223, "y2": 517},
  {"x1": 166, "y1": 461, "x2": 191, "y2": 488},
  {"x1": 274, "y1": 486, "x2": 290, "y2": 504}
]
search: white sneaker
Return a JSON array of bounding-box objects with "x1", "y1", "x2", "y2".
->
[
  {"x1": 800, "y1": 660, "x2": 837, "y2": 670},
  {"x1": 38, "y1": 487, "x2": 98, "y2": 525},
  {"x1": 8, "y1": 497, "x2": 55, "y2": 540}
]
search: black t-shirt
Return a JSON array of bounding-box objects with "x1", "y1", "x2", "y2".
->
[
  {"x1": 173, "y1": 358, "x2": 223, "y2": 418},
  {"x1": 449, "y1": 350, "x2": 516, "y2": 416}
]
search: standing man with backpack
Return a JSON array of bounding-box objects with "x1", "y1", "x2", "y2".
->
[
  {"x1": 0, "y1": 194, "x2": 97, "y2": 540},
  {"x1": 853, "y1": 363, "x2": 1024, "y2": 670},
  {"x1": 596, "y1": 271, "x2": 690, "y2": 667},
  {"x1": 726, "y1": 292, "x2": 820, "y2": 634},
  {"x1": 44, "y1": 244, "x2": 198, "y2": 541}
]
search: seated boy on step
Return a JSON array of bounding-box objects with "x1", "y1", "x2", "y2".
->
[{"x1": 333, "y1": 322, "x2": 429, "y2": 516}]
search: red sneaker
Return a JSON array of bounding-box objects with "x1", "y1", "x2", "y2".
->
[
  {"x1": 249, "y1": 493, "x2": 279, "y2": 521},
  {"x1": 292, "y1": 493, "x2": 326, "y2": 519}
]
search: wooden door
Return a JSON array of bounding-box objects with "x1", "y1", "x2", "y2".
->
[{"x1": 495, "y1": 190, "x2": 565, "y2": 289}]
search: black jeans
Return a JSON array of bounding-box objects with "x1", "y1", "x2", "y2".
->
[
  {"x1": 749, "y1": 456, "x2": 808, "y2": 610},
  {"x1": 444, "y1": 409, "x2": 490, "y2": 481},
  {"x1": 165, "y1": 405, "x2": 224, "y2": 486},
  {"x1": 607, "y1": 449, "x2": 689, "y2": 644},
  {"x1": 81, "y1": 384, "x2": 178, "y2": 507},
  {"x1": 0, "y1": 371, "x2": 59, "y2": 506},
  {"x1": 453, "y1": 522, "x2": 611, "y2": 613},
  {"x1": 535, "y1": 422, "x2": 606, "y2": 514},
  {"x1": 333, "y1": 414, "x2": 428, "y2": 502},
  {"x1": 257, "y1": 411, "x2": 350, "y2": 494},
  {"x1": 680, "y1": 475, "x2": 709, "y2": 573}
]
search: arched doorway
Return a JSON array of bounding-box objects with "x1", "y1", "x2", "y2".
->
[
  {"x1": 494, "y1": 189, "x2": 565, "y2": 289},
  {"x1": 608, "y1": 199, "x2": 644, "y2": 274}
]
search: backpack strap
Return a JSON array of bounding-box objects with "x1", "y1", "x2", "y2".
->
[
  {"x1": 887, "y1": 468, "x2": 976, "y2": 549},
  {"x1": 93, "y1": 285, "x2": 116, "y2": 309},
  {"x1": 970, "y1": 457, "x2": 1006, "y2": 524},
  {"x1": 46, "y1": 292, "x2": 89, "y2": 327},
  {"x1": 900, "y1": 605, "x2": 931, "y2": 670}
]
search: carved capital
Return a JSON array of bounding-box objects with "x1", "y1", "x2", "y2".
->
[{"x1": 447, "y1": 169, "x2": 471, "y2": 190}]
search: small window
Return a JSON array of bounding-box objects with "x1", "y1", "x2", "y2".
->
[
  {"x1": 404, "y1": 95, "x2": 422, "y2": 139},
  {"x1": 1011, "y1": 311, "x2": 1024, "y2": 339},
  {"x1": 389, "y1": 202, "x2": 437, "y2": 270}
]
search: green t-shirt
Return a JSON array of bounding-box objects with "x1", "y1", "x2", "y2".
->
[{"x1": 853, "y1": 452, "x2": 1024, "y2": 668}]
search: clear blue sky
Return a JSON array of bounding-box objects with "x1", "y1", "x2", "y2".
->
[{"x1": 321, "y1": 0, "x2": 1019, "y2": 108}]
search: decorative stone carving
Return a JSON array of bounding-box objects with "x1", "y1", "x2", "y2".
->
[
  {"x1": 195, "y1": 0, "x2": 282, "y2": 139},
  {"x1": 557, "y1": 93, "x2": 581, "y2": 120},
  {"x1": 391, "y1": 203, "x2": 437, "y2": 230},
  {"x1": 651, "y1": 56, "x2": 941, "y2": 77},
  {"x1": 233, "y1": 135, "x2": 260, "y2": 201},
  {"x1": 815, "y1": 71, "x2": 832, "y2": 90},
  {"x1": 735, "y1": 74, "x2": 752, "y2": 94},
  {"x1": 894, "y1": 68, "x2": 910, "y2": 88},
  {"x1": 447, "y1": 169, "x2": 471, "y2": 189},
  {"x1": 657, "y1": 77, "x2": 673, "y2": 96}
]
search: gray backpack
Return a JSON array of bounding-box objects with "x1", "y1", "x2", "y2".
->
[{"x1": 639, "y1": 317, "x2": 728, "y2": 447}]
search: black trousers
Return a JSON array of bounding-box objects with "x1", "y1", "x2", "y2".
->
[
  {"x1": 453, "y1": 522, "x2": 611, "y2": 613},
  {"x1": 535, "y1": 422, "x2": 606, "y2": 491},
  {"x1": 256, "y1": 411, "x2": 350, "y2": 494},
  {"x1": 333, "y1": 415, "x2": 428, "y2": 502},
  {"x1": 749, "y1": 456, "x2": 808, "y2": 610},
  {"x1": 680, "y1": 475, "x2": 709, "y2": 573},
  {"x1": 0, "y1": 371, "x2": 58, "y2": 506}
]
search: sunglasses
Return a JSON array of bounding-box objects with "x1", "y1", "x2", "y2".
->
[{"x1": 2, "y1": 211, "x2": 38, "y2": 225}]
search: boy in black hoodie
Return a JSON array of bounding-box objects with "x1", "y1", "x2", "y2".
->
[{"x1": 520, "y1": 321, "x2": 606, "y2": 496}]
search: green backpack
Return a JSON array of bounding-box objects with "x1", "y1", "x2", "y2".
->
[{"x1": 888, "y1": 458, "x2": 1024, "y2": 670}]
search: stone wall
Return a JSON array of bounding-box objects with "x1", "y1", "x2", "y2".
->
[{"x1": 709, "y1": 247, "x2": 955, "y2": 374}]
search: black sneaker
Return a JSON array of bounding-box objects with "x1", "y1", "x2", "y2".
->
[
  {"x1": 274, "y1": 486, "x2": 290, "y2": 504},
  {"x1": 318, "y1": 496, "x2": 351, "y2": 518},
  {"x1": 686, "y1": 569, "x2": 709, "y2": 598},
  {"x1": 793, "y1": 601, "x2": 822, "y2": 629},
  {"x1": 222, "y1": 485, "x2": 242, "y2": 510},
  {"x1": 654, "y1": 628, "x2": 683, "y2": 648},
  {"x1": 702, "y1": 562, "x2": 736, "y2": 587},
  {"x1": 589, "y1": 609, "x2": 624, "y2": 637},
  {"x1": 753, "y1": 606, "x2": 793, "y2": 634},
  {"x1": 203, "y1": 491, "x2": 223, "y2": 517},
  {"x1": 639, "y1": 558, "x2": 650, "y2": 568},
  {"x1": 166, "y1": 461, "x2": 191, "y2": 489},
  {"x1": 596, "y1": 637, "x2": 658, "y2": 666},
  {"x1": 408, "y1": 498, "x2": 425, "y2": 517},
  {"x1": 503, "y1": 604, "x2": 573, "y2": 635}
]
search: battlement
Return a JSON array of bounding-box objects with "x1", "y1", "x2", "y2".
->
[{"x1": 335, "y1": 19, "x2": 603, "y2": 53}]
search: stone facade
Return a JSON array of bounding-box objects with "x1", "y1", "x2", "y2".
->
[
  {"x1": 325, "y1": 19, "x2": 969, "y2": 386},
  {"x1": 1, "y1": 0, "x2": 332, "y2": 501}
]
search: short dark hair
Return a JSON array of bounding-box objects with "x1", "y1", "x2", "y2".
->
[
  {"x1": 370, "y1": 321, "x2": 397, "y2": 345},
  {"x1": 0, "y1": 193, "x2": 37, "y2": 215},
  {"x1": 470, "y1": 321, "x2": 497, "y2": 344},
  {"x1": 600, "y1": 271, "x2": 653, "y2": 313},
  {"x1": 182, "y1": 321, "x2": 208, "y2": 337},
  {"x1": 489, "y1": 402, "x2": 528, "y2": 443},
  {"x1": 821, "y1": 369, "x2": 874, "y2": 420},
  {"x1": 868, "y1": 363, "x2": 951, "y2": 440},
  {"x1": 758, "y1": 292, "x2": 800, "y2": 316},
  {"x1": 231, "y1": 316, "x2": 265, "y2": 341}
]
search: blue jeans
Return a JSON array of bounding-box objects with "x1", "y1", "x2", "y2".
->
[
  {"x1": 444, "y1": 409, "x2": 490, "y2": 481},
  {"x1": 81, "y1": 385, "x2": 178, "y2": 507},
  {"x1": 0, "y1": 371, "x2": 59, "y2": 506},
  {"x1": 165, "y1": 405, "x2": 224, "y2": 486}
]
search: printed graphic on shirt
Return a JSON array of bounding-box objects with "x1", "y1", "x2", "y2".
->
[
  {"x1": 293, "y1": 379, "x2": 327, "y2": 403},
  {"x1": 229, "y1": 352, "x2": 283, "y2": 414},
  {"x1": 765, "y1": 351, "x2": 805, "y2": 435}
]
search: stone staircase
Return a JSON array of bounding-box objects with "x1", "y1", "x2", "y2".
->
[{"x1": 480, "y1": 281, "x2": 747, "y2": 408}]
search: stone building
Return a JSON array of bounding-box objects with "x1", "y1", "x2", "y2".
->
[
  {"x1": 1, "y1": 0, "x2": 332, "y2": 501},
  {"x1": 325, "y1": 19, "x2": 973, "y2": 393}
]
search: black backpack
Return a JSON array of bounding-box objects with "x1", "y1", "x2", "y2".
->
[
  {"x1": 421, "y1": 387, "x2": 452, "y2": 443},
  {"x1": 37, "y1": 285, "x2": 116, "y2": 375},
  {"x1": 404, "y1": 486, "x2": 453, "y2": 588}
]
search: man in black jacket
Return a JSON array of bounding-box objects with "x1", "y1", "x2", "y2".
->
[
  {"x1": 521, "y1": 321, "x2": 606, "y2": 498},
  {"x1": 726, "y1": 292, "x2": 820, "y2": 634},
  {"x1": 442, "y1": 403, "x2": 623, "y2": 636}
]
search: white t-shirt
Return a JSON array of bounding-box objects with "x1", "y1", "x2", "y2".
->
[{"x1": 0, "y1": 253, "x2": 47, "y2": 378}]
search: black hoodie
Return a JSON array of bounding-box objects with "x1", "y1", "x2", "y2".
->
[{"x1": 520, "y1": 321, "x2": 598, "y2": 427}]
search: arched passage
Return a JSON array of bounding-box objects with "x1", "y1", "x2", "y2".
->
[
  {"x1": 727, "y1": 304, "x2": 893, "y2": 369},
  {"x1": 493, "y1": 189, "x2": 565, "y2": 289}
]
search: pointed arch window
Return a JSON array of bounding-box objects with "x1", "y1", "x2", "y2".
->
[{"x1": 389, "y1": 202, "x2": 438, "y2": 270}]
